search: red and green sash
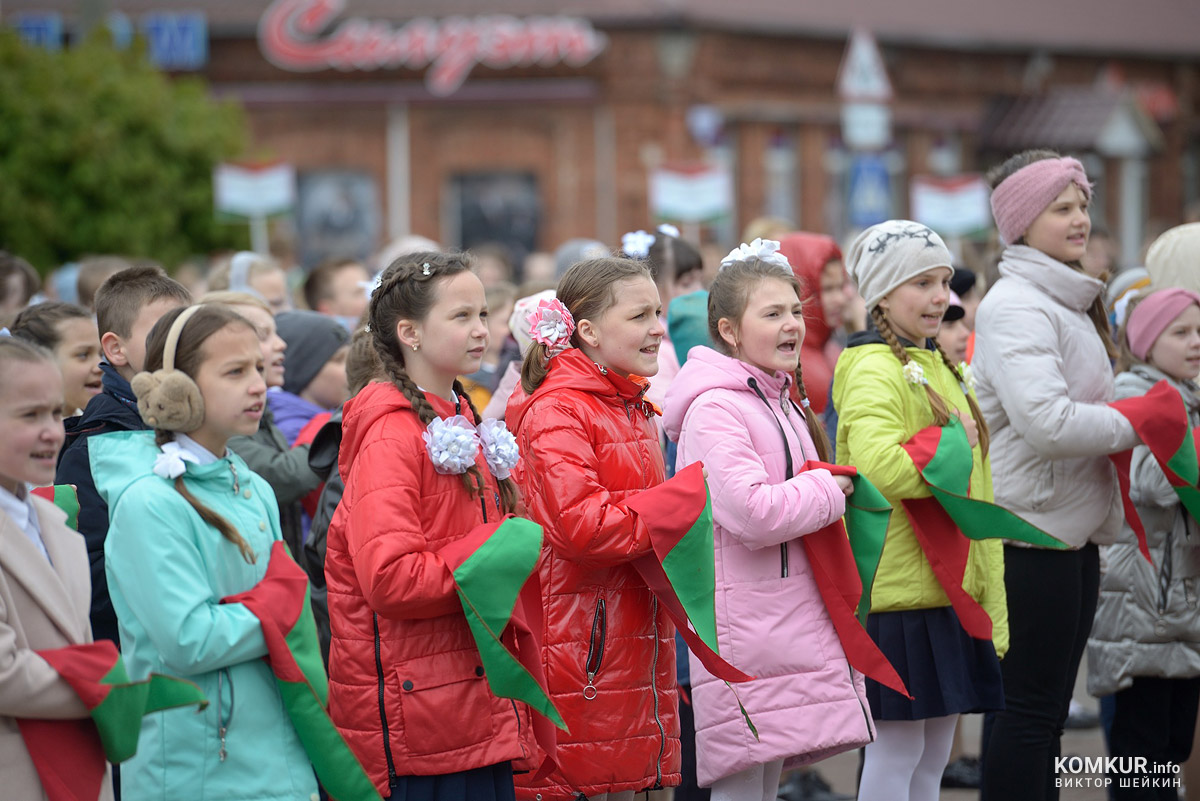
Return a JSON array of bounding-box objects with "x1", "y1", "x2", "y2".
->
[
  {"x1": 624, "y1": 462, "x2": 753, "y2": 684},
  {"x1": 30, "y1": 485, "x2": 79, "y2": 529},
  {"x1": 900, "y1": 417, "x2": 1066, "y2": 641},
  {"x1": 437, "y1": 516, "x2": 567, "y2": 779},
  {"x1": 1108, "y1": 379, "x2": 1200, "y2": 564},
  {"x1": 221, "y1": 542, "x2": 382, "y2": 801},
  {"x1": 17, "y1": 642, "x2": 207, "y2": 801},
  {"x1": 796, "y1": 461, "x2": 910, "y2": 698}
]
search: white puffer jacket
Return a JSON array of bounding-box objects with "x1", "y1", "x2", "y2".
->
[
  {"x1": 973, "y1": 246, "x2": 1139, "y2": 548},
  {"x1": 1087, "y1": 366, "x2": 1200, "y2": 696}
]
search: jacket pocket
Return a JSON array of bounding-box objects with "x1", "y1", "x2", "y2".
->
[
  {"x1": 396, "y1": 651, "x2": 497, "y2": 755},
  {"x1": 724, "y1": 579, "x2": 827, "y2": 677},
  {"x1": 583, "y1": 596, "x2": 607, "y2": 699}
]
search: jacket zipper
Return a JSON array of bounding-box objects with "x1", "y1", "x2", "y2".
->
[
  {"x1": 373, "y1": 613, "x2": 398, "y2": 783},
  {"x1": 216, "y1": 667, "x2": 233, "y2": 762},
  {"x1": 583, "y1": 597, "x2": 607, "y2": 699},
  {"x1": 850, "y1": 665, "x2": 874, "y2": 742},
  {"x1": 651, "y1": 595, "x2": 665, "y2": 788},
  {"x1": 748, "y1": 377, "x2": 796, "y2": 580}
]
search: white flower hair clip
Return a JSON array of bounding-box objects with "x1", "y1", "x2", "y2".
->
[
  {"x1": 657, "y1": 223, "x2": 680, "y2": 238},
  {"x1": 152, "y1": 440, "x2": 202, "y2": 480},
  {"x1": 621, "y1": 230, "x2": 656, "y2": 260},
  {"x1": 720, "y1": 238, "x2": 793, "y2": 275},
  {"x1": 527, "y1": 297, "x2": 576, "y2": 357},
  {"x1": 422, "y1": 415, "x2": 481, "y2": 475},
  {"x1": 478, "y1": 419, "x2": 520, "y2": 480},
  {"x1": 903, "y1": 361, "x2": 929, "y2": 386},
  {"x1": 958, "y1": 362, "x2": 976, "y2": 395}
]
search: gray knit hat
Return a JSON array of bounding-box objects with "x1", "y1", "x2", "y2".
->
[
  {"x1": 846, "y1": 220, "x2": 955, "y2": 310},
  {"x1": 276, "y1": 310, "x2": 351, "y2": 395}
]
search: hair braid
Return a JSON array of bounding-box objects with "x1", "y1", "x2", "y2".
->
[
  {"x1": 154, "y1": 430, "x2": 256, "y2": 564},
  {"x1": 454, "y1": 379, "x2": 520, "y2": 513},
  {"x1": 932, "y1": 341, "x2": 991, "y2": 458},
  {"x1": 871, "y1": 306, "x2": 953, "y2": 427},
  {"x1": 791, "y1": 359, "x2": 832, "y2": 462}
]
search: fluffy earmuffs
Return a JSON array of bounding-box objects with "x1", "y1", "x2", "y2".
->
[{"x1": 131, "y1": 305, "x2": 206, "y2": 432}]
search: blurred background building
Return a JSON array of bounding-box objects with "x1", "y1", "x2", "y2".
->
[{"x1": 5, "y1": 0, "x2": 1199, "y2": 271}]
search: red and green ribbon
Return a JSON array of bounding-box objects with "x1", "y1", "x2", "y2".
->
[
  {"x1": 1108, "y1": 379, "x2": 1200, "y2": 564},
  {"x1": 624, "y1": 462, "x2": 753, "y2": 684},
  {"x1": 796, "y1": 460, "x2": 909, "y2": 698},
  {"x1": 221, "y1": 542, "x2": 381, "y2": 801},
  {"x1": 30, "y1": 484, "x2": 79, "y2": 530},
  {"x1": 901, "y1": 417, "x2": 1066, "y2": 642},
  {"x1": 17, "y1": 641, "x2": 207, "y2": 801},
  {"x1": 437, "y1": 516, "x2": 567, "y2": 780}
]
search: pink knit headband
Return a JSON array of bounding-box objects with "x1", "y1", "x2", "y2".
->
[
  {"x1": 1126, "y1": 288, "x2": 1200, "y2": 361},
  {"x1": 989, "y1": 157, "x2": 1092, "y2": 246}
]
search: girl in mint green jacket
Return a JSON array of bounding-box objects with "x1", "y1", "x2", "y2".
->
[
  {"x1": 93, "y1": 305, "x2": 319, "y2": 801},
  {"x1": 833, "y1": 221, "x2": 1006, "y2": 801}
]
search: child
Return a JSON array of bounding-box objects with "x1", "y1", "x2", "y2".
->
[
  {"x1": 10, "y1": 301, "x2": 103, "y2": 416},
  {"x1": 833, "y1": 220, "x2": 1006, "y2": 801},
  {"x1": 508, "y1": 257, "x2": 681, "y2": 800},
  {"x1": 302, "y1": 257, "x2": 371, "y2": 329},
  {"x1": 1088, "y1": 289, "x2": 1200, "y2": 798},
  {"x1": 89, "y1": 304, "x2": 318, "y2": 801},
  {"x1": 208, "y1": 251, "x2": 292, "y2": 314},
  {"x1": 935, "y1": 293, "x2": 970, "y2": 365},
  {"x1": 662, "y1": 243, "x2": 870, "y2": 801},
  {"x1": 973, "y1": 151, "x2": 1140, "y2": 801},
  {"x1": 55, "y1": 266, "x2": 191, "y2": 648},
  {"x1": 0, "y1": 251, "x2": 40, "y2": 319},
  {"x1": 324, "y1": 252, "x2": 530, "y2": 800},
  {"x1": 202, "y1": 292, "x2": 327, "y2": 561},
  {"x1": 0, "y1": 337, "x2": 114, "y2": 801},
  {"x1": 269, "y1": 310, "x2": 350, "y2": 445},
  {"x1": 777, "y1": 232, "x2": 848, "y2": 416}
]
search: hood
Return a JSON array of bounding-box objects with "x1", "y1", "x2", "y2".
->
[
  {"x1": 338, "y1": 380, "x2": 462, "y2": 478},
  {"x1": 507, "y1": 348, "x2": 652, "y2": 435},
  {"x1": 89, "y1": 429, "x2": 249, "y2": 511},
  {"x1": 662, "y1": 346, "x2": 792, "y2": 442},
  {"x1": 999, "y1": 245, "x2": 1105, "y2": 313},
  {"x1": 778, "y1": 232, "x2": 843, "y2": 348},
  {"x1": 1118, "y1": 364, "x2": 1200, "y2": 413}
]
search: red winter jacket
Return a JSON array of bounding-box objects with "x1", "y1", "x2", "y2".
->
[
  {"x1": 507, "y1": 349, "x2": 680, "y2": 800},
  {"x1": 326, "y1": 381, "x2": 532, "y2": 794}
]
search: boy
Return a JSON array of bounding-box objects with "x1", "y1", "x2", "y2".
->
[
  {"x1": 302, "y1": 257, "x2": 370, "y2": 328},
  {"x1": 56, "y1": 266, "x2": 191, "y2": 648}
]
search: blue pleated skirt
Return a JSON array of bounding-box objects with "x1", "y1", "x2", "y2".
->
[
  {"x1": 383, "y1": 762, "x2": 516, "y2": 801},
  {"x1": 865, "y1": 606, "x2": 1004, "y2": 721}
]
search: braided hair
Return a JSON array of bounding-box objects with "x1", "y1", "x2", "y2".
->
[
  {"x1": 869, "y1": 305, "x2": 990, "y2": 458},
  {"x1": 368, "y1": 252, "x2": 519, "y2": 513}
]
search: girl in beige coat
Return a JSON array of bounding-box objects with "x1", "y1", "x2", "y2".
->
[{"x1": 0, "y1": 336, "x2": 112, "y2": 801}]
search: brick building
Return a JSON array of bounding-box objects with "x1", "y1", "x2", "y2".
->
[{"x1": 6, "y1": 0, "x2": 1200, "y2": 270}]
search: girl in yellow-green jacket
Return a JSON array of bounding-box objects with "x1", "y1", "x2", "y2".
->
[{"x1": 833, "y1": 220, "x2": 1006, "y2": 801}]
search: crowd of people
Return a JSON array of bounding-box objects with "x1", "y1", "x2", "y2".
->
[{"x1": 1, "y1": 147, "x2": 1199, "y2": 801}]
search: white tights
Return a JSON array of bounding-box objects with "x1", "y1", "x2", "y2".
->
[
  {"x1": 709, "y1": 759, "x2": 785, "y2": 801},
  {"x1": 858, "y1": 715, "x2": 958, "y2": 801}
]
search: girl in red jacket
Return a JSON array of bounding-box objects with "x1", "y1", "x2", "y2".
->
[
  {"x1": 508, "y1": 257, "x2": 681, "y2": 801},
  {"x1": 324, "y1": 252, "x2": 530, "y2": 801}
]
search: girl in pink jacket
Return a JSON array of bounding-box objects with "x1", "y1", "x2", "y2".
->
[{"x1": 662, "y1": 241, "x2": 873, "y2": 801}]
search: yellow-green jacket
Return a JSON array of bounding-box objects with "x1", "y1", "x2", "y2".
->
[{"x1": 833, "y1": 338, "x2": 1008, "y2": 657}]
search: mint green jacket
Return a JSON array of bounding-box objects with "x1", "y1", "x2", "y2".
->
[
  {"x1": 834, "y1": 343, "x2": 1008, "y2": 657},
  {"x1": 91, "y1": 430, "x2": 318, "y2": 801}
]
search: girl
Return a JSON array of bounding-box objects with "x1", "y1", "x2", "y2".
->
[
  {"x1": 508, "y1": 257, "x2": 680, "y2": 800},
  {"x1": 10, "y1": 301, "x2": 103, "y2": 416},
  {"x1": 777, "y1": 233, "x2": 848, "y2": 416},
  {"x1": 89, "y1": 305, "x2": 318, "y2": 801},
  {"x1": 662, "y1": 243, "x2": 870, "y2": 801},
  {"x1": 1088, "y1": 289, "x2": 1200, "y2": 799},
  {"x1": 833, "y1": 220, "x2": 1006, "y2": 801},
  {"x1": 0, "y1": 337, "x2": 114, "y2": 801},
  {"x1": 324, "y1": 252, "x2": 530, "y2": 801},
  {"x1": 972, "y1": 150, "x2": 1140, "y2": 801}
]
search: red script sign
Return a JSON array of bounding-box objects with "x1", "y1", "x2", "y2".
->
[{"x1": 259, "y1": 0, "x2": 608, "y2": 96}]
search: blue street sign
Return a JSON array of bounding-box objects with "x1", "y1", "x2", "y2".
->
[
  {"x1": 141, "y1": 12, "x2": 208, "y2": 70},
  {"x1": 847, "y1": 154, "x2": 892, "y2": 228}
]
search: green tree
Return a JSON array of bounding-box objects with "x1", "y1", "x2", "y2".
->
[{"x1": 0, "y1": 29, "x2": 248, "y2": 273}]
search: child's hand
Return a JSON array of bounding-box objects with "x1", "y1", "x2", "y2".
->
[
  {"x1": 835, "y1": 475, "x2": 855, "y2": 495},
  {"x1": 953, "y1": 410, "x2": 979, "y2": 448}
]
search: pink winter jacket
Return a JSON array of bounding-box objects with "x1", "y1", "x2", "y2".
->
[{"x1": 663, "y1": 347, "x2": 874, "y2": 786}]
